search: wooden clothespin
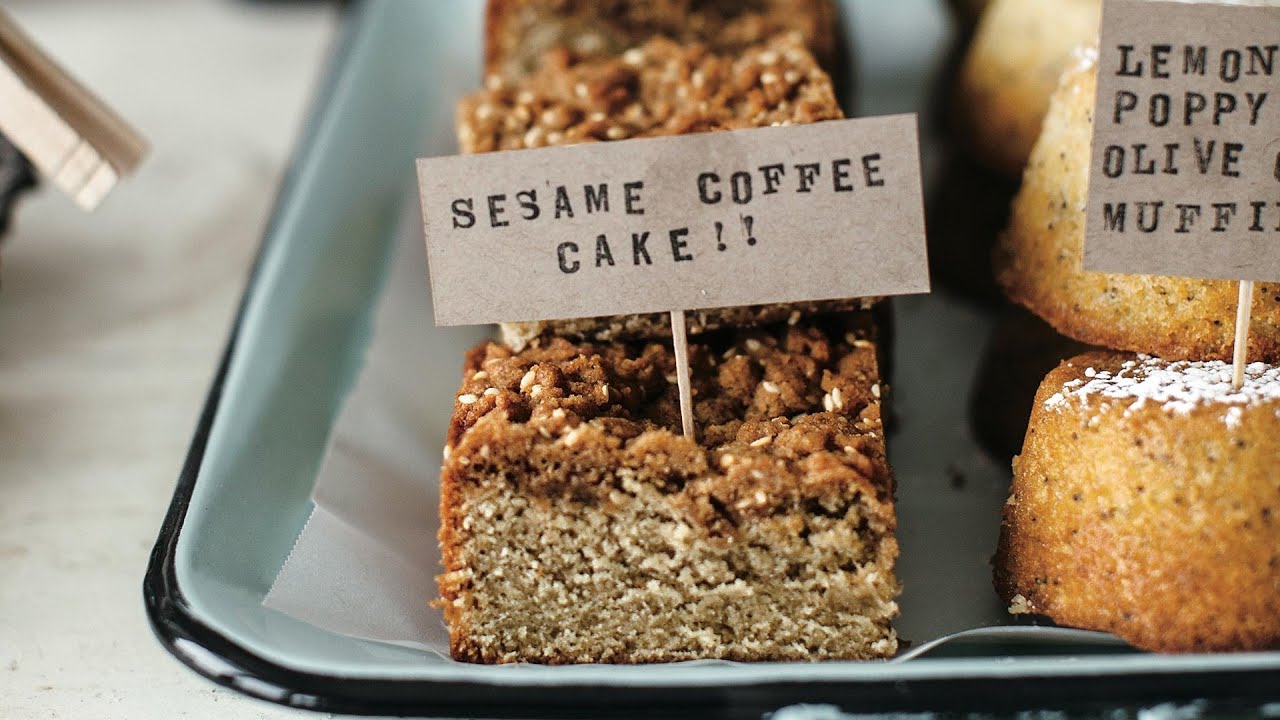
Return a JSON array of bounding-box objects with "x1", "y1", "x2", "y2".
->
[{"x1": 0, "y1": 9, "x2": 146, "y2": 210}]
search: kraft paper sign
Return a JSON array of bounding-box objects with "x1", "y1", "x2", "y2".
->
[
  {"x1": 418, "y1": 115, "x2": 929, "y2": 326},
  {"x1": 1085, "y1": 0, "x2": 1280, "y2": 281}
]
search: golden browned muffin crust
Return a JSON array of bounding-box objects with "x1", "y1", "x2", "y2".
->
[
  {"x1": 994, "y1": 53, "x2": 1280, "y2": 362},
  {"x1": 996, "y1": 351, "x2": 1280, "y2": 653},
  {"x1": 438, "y1": 315, "x2": 899, "y2": 663},
  {"x1": 458, "y1": 33, "x2": 869, "y2": 348},
  {"x1": 484, "y1": 0, "x2": 842, "y2": 80},
  {"x1": 955, "y1": 0, "x2": 1100, "y2": 177}
]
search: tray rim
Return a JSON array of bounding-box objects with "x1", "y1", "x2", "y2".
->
[{"x1": 142, "y1": 0, "x2": 1280, "y2": 715}]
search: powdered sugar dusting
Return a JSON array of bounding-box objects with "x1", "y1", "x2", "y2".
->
[
  {"x1": 1044, "y1": 355, "x2": 1280, "y2": 426},
  {"x1": 1071, "y1": 45, "x2": 1099, "y2": 74}
]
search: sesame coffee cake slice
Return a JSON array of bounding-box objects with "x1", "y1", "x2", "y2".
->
[{"x1": 437, "y1": 313, "x2": 900, "y2": 663}]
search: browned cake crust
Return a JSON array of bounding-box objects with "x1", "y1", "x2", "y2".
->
[
  {"x1": 483, "y1": 0, "x2": 841, "y2": 80},
  {"x1": 500, "y1": 300, "x2": 877, "y2": 351},
  {"x1": 458, "y1": 33, "x2": 869, "y2": 348},
  {"x1": 994, "y1": 53, "x2": 1280, "y2": 362},
  {"x1": 460, "y1": 33, "x2": 843, "y2": 152},
  {"x1": 955, "y1": 0, "x2": 1100, "y2": 177},
  {"x1": 438, "y1": 315, "x2": 900, "y2": 663},
  {"x1": 995, "y1": 351, "x2": 1280, "y2": 653}
]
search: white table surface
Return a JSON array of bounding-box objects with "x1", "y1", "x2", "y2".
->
[{"x1": 0, "y1": 1, "x2": 343, "y2": 717}]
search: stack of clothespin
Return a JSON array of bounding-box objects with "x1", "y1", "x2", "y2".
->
[{"x1": 0, "y1": 7, "x2": 146, "y2": 239}]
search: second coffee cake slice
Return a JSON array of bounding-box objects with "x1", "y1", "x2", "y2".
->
[{"x1": 456, "y1": 32, "x2": 874, "y2": 350}]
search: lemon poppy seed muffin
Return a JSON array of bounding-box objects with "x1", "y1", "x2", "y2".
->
[
  {"x1": 955, "y1": 0, "x2": 1101, "y2": 177},
  {"x1": 994, "y1": 50, "x2": 1280, "y2": 362},
  {"x1": 996, "y1": 351, "x2": 1280, "y2": 653}
]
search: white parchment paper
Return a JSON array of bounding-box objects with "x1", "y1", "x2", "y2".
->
[{"x1": 263, "y1": 201, "x2": 491, "y2": 654}]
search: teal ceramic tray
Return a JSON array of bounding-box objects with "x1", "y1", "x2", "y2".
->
[{"x1": 144, "y1": 1, "x2": 1280, "y2": 716}]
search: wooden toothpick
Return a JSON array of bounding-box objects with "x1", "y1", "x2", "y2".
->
[
  {"x1": 1232, "y1": 279, "x2": 1254, "y2": 390},
  {"x1": 670, "y1": 310, "x2": 695, "y2": 440}
]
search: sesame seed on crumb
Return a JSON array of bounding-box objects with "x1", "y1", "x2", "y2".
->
[
  {"x1": 750, "y1": 436, "x2": 772, "y2": 447},
  {"x1": 622, "y1": 48, "x2": 645, "y2": 66},
  {"x1": 601, "y1": 384, "x2": 610, "y2": 401},
  {"x1": 745, "y1": 339, "x2": 763, "y2": 352},
  {"x1": 472, "y1": 370, "x2": 489, "y2": 380},
  {"x1": 551, "y1": 408, "x2": 566, "y2": 419},
  {"x1": 458, "y1": 394, "x2": 479, "y2": 405},
  {"x1": 484, "y1": 388, "x2": 500, "y2": 397},
  {"x1": 520, "y1": 369, "x2": 537, "y2": 391},
  {"x1": 871, "y1": 384, "x2": 881, "y2": 399},
  {"x1": 762, "y1": 381, "x2": 781, "y2": 394}
]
